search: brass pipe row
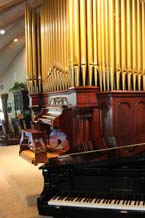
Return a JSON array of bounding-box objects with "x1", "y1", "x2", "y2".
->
[
  {"x1": 41, "y1": 0, "x2": 71, "y2": 92},
  {"x1": 25, "y1": 0, "x2": 145, "y2": 93},
  {"x1": 25, "y1": 4, "x2": 42, "y2": 94}
]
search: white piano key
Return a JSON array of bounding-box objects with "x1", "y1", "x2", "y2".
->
[{"x1": 48, "y1": 194, "x2": 145, "y2": 212}]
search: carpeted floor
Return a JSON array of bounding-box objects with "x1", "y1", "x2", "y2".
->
[{"x1": 0, "y1": 145, "x2": 48, "y2": 218}]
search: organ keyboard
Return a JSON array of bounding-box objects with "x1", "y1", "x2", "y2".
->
[{"x1": 36, "y1": 106, "x2": 64, "y2": 126}]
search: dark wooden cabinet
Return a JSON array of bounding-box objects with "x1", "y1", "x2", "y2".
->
[{"x1": 13, "y1": 90, "x2": 31, "y2": 128}]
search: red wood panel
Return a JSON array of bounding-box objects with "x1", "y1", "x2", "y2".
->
[{"x1": 97, "y1": 92, "x2": 145, "y2": 157}]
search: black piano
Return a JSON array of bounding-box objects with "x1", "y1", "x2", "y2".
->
[{"x1": 37, "y1": 149, "x2": 145, "y2": 218}]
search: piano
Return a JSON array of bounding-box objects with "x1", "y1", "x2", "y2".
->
[
  {"x1": 37, "y1": 147, "x2": 145, "y2": 218},
  {"x1": 19, "y1": 87, "x2": 100, "y2": 165}
]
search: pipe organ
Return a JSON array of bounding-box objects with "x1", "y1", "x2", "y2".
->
[
  {"x1": 23, "y1": 2, "x2": 145, "y2": 217},
  {"x1": 24, "y1": 0, "x2": 145, "y2": 155},
  {"x1": 25, "y1": 0, "x2": 145, "y2": 93}
]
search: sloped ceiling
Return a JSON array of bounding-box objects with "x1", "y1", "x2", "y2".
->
[{"x1": 0, "y1": 0, "x2": 41, "y2": 75}]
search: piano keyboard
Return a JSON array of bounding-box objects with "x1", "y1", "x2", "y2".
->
[{"x1": 48, "y1": 193, "x2": 145, "y2": 211}]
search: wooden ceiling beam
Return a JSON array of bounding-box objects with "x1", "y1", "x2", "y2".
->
[
  {"x1": 0, "y1": 3, "x2": 41, "y2": 28},
  {"x1": 0, "y1": 0, "x2": 27, "y2": 13},
  {"x1": 0, "y1": 31, "x2": 25, "y2": 53},
  {"x1": 0, "y1": 14, "x2": 24, "y2": 29}
]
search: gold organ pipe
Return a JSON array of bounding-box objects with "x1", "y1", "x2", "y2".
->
[
  {"x1": 43, "y1": 0, "x2": 48, "y2": 82},
  {"x1": 100, "y1": 0, "x2": 106, "y2": 91},
  {"x1": 96, "y1": 0, "x2": 102, "y2": 91},
  {"x1": 87, "y1": 0, "x2": 93, "y2": 86},
  {"x1": 46, "y1": 0, "x2": 50, "y2": 74},
  {"x1": 80, "y1": 0, "x2": 87, "y2": 86},
  {"x1": 52, "y1": 1, "x2": 55, "y2": 64},
  {"x1": 41, "y1": 0, "x2": 47, "y2": 82},
  {"x1": 74, "y1": 65, "x2": 80, "y2": 87},
  {"x1": 66, "y1": 2, "x2": 72, "y2": 88},
  {"x1": 66, "y1": 0, "x2": 70, "y2": 76},
  {"x1": 115, "y1": 0, "x2": 120, "y2": 71},
  {"x1": 132, "y1": 0, "x2": 137, "y2": 90},
  {"x1": 93, "y1": 0, "x2": 98, "y2": 65},
  {"x1": 73, "y1": 0, "x2": 80, "y2": 63},
  {"x1": 25, "y1": 5, "x2": 30, "y2": 92},
  {"x1": 40, "y1": 4, "x2": 43, "y2": 79},
  {"x1": 68, "y1": 0, "x2": 74, "y2": 86},
  {"x1": 27, "y1": 7, "x2": 31, "y2": 89},
  {"x1": 126, "y1": 0, "x2": 132, "y2": 90},
  {"x1": 121, "y1": 0, "x2": 126, "y2": 90},
  {"x1": 32, "y1": 11, "x2": 37, "y2": 80},
  {"x1": 53, "y1": 0, "x2": 56, "y2": 68},
  {"x1": 73, "y1": 0, "x2": 80, "y2": 86},
  {"x1": 142, "y1": 2, "x2": 145, "y2": 90},
  {"x1": 137, "y1": 1, "x2": 143, "y2": 90},
  {"x1": 58, "y1": 0, "x2": 62, "y2": 69},
  {"x1": 26, "y1": 5, "x2": 33, "y2": 93},
  {"x1": 50, "y1": 0, "x2": 53, "y2": 69},
  {"x1": 93, "y1": 0, "x2": 98, "y2": 86},
  {"x1": 48, "y1": 0, "x2": 51, "y2": 71},
  {"x1": 45, "y1": 0, "x2": 49, "y2": 84},
  {"x1": 25, "y1": 5, "x2": 28, "y2": 78},
  {"x1": 137, "y1": 1, "x2": 141, "y2": 73},
  {"x1": 104, "y1": 0, "x2": 109, "y2": 90},
  {"x1": 27, "y1": 5, "x2": 32, "y2": 81},
  {"x1": 137, "y1": 0, "x2": 141, "y2": 90},
  {"x1": 56, "y1": 0, "x2": 60, "y2": 68},
  {"x1": 60, "y1": 0, "x2": 64, "y2": 70},
  {"x1": 63, "y1": 0, "x2": 67, "y2": 71},
  {"x1": 108, "y1": 0, "x2": 115, "y2": 90},
  {"x1": 59, "y1": 0, "x2": 64, "y2": 90},
  {"x1": 37, "y1": 14, "x2": 41, "y2": 81},
  {"x1": 115, "y1": 0, "x2": 121, "y2": 90},
  {"x1": 45, "y1": 0, "x2": 49, "y2": 85},
  {"x1": 68, "y1": 0, "x2": 74, "y2": 67},
  {"x1": 48, "y1": 0, "x2": 52, "y2": 91},
  {"x1": 126, "y1": 0, "x2": 131, "y2": 69},
  {"x1": 87, "y1": 0, "x2": 93, "y2": 64},
  {"x1": 142, "y1": 2, "x2": 145, "y2": 73}
]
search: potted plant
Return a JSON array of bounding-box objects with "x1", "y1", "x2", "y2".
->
[{"x1": 9, "y1": 81, "x2": 27, "y2": 92}]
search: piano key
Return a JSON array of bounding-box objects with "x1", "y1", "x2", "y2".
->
[{"x1": 48, "y1": 193, "x2": 145, "y2": 211}]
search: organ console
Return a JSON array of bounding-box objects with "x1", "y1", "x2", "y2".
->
[{"x1": 19, "y1": 87, "x2": 100, "y2": 165}]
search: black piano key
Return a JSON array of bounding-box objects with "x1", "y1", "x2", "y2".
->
[
  {"x1": 88, "y1": 193, "x2": 96, "y2": 203},
  {"x1": 95, "y1": 193, "x2": 103, "y2": 203}
]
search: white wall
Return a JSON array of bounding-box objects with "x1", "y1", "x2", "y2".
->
[
  {"x1": 0, "y1": 47, "x2": 27, "y2": 124},
  {"x1": 0, "y1": 47, "x2": 26, "y2": 93},
  {"x1": 0, "y1": 47, "x2": 27, "y2": 103}
]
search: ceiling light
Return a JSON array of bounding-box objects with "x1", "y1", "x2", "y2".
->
[
  {"x1": 0, "y1": 29, "x2": 5, "y2": 35},
  {"x1": 13, "y1": 38, "x2": 18, "y2": 42}
]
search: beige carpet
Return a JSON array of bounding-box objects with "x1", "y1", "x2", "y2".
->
[{"x1": 0, "y1": 145, "x2": 49, "y2": 218}]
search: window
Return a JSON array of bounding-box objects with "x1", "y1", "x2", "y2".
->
[{"x1": 0, "y1": 97, "x2": 4, "y2": 120}]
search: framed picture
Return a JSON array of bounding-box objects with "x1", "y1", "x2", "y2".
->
[{"x1": 7, "y1": 102, "x2": 13, "y2": 115}]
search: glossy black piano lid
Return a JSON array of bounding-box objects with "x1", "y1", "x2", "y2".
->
[{"x1": 37, "y1": 152, "x2": 145, "y2": 218}]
